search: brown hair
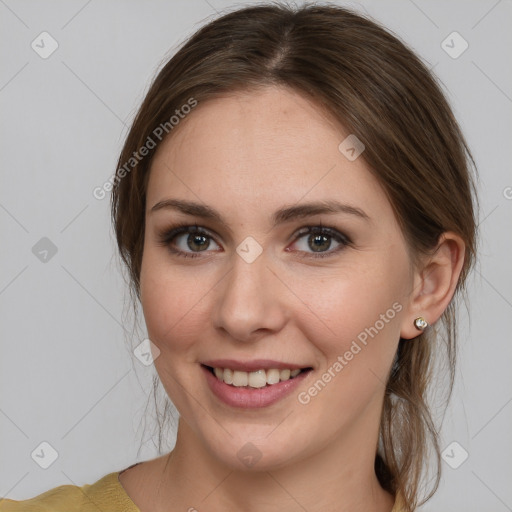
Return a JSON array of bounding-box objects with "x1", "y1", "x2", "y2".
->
[{"x1": 111, "y1": 3, "x2": 478, "y2": 510}]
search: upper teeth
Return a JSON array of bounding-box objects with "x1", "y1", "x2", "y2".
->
[{"x1": 213, "y1": 367, "x2": 302, "y2": 388}]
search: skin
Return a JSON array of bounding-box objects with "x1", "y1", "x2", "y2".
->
[{"x1": 119, "y1": 86, "x2": 465, "y2": 512}]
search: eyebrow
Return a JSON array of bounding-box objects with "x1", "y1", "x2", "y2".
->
[{"x1": 149, "y1": 198, "x2": 370, "y2": 227}]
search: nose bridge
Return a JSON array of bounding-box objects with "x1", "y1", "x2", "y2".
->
[{"x1": 212, "y1": 248, "x2": 285, "y2": 342}]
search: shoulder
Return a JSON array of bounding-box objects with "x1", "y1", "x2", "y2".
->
[{"x1": 0, "y1": 470, "x2": 140, "y2": 512}]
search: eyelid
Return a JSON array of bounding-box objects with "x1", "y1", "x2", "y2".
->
[
  {"x1": 156, "y1": 223, "x2": 220, "y2": 252},
  {"x1": 293, "y1": 225, "x2": 351, "y2": 243}
]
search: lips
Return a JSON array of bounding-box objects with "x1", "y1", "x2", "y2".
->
[{"x1": 200, "y1": 361, "x2": 312, "y2": 409}]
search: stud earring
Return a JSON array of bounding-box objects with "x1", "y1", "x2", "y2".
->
[{"x1": 414, "y1": 317, "x2": 428, "y2": 330}]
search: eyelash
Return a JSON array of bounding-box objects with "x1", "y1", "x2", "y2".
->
[{"x1": 156, "y1": 222, "x2": 352, "y2": 260}]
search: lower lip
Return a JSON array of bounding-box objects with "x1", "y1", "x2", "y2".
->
[{"x1": 202, "y1": 365, "x2": 311, "y2": 409}]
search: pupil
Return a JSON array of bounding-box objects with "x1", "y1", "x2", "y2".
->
[
  {"x1": 188, "y1": 234, "x2": 209, "y2": 251},
  {"x1": 309, "y1": 234, "x2": 330, "y2": 252}
]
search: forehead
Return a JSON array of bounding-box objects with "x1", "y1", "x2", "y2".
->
[{"x1": 146, "y1": 86, "x2": 391, "y2": 222}]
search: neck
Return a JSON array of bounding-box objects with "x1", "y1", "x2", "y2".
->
[{"x1": 153, "y1": 419, "x2": 395, "y2": 512}]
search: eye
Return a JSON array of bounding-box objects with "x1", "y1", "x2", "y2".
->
[
  {"x1": 157, "y1": 223, "x2": 351, "y2": 260},
  {"x1": 157, "y1": 223, "x2": 220, "y2": 259},
  {"x1": 288, "y1": 225, "x2": 351, "y2": 258}
]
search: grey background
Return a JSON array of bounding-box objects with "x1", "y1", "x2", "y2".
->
[{"x1": 1, "y1": 0, "x2": 511, "y2": 510}]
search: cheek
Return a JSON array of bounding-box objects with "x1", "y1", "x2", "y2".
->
[
  {"x1": 289, "y1": 268, "x2": 407, "y2": 427},
  {"x1": 288, "y1": 253, "x2": 409, "y2": 366},
  {"x1": 139, "y1": 248, "x2": 213, "y2": 354}
]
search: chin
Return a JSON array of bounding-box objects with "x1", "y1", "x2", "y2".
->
[{"x1": 193, "y1": 424, "x2": 312, "y2": 473}]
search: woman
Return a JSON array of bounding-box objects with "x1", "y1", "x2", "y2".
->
[{"x1": 0, "y1": 3, "x2": 477, "y2": 511}]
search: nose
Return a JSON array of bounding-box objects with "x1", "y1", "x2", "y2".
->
[{"x1": 211, "y1": 250, "x2": 288, "y2": 343}]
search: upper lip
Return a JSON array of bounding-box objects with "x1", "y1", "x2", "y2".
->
[{"x1": 201, "y1": 359, "x2": 312, "y2": 372}]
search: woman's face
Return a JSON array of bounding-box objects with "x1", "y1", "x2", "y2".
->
[{"x1": 140, "y1": 86, "x2": 416, "y2": 471}]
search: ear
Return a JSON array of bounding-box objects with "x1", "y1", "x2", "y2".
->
[{"x1": 400, "y1": 232, "x2": 466, "y2": 340}]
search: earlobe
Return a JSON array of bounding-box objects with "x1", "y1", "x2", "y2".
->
[
  {"x1": 400, "y1": 232, "x2": 465, "y2": 340},
  {"x1": 413, "y1": 317, "x2": 429, "y2": 331}
]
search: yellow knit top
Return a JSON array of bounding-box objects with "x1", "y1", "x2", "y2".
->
[
  {"x1": 0, "y1": 471, "x2": 138, "y2": 512},
  {"x1": 0, "y1": 465, "x2": 406, "y2": 511}
]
